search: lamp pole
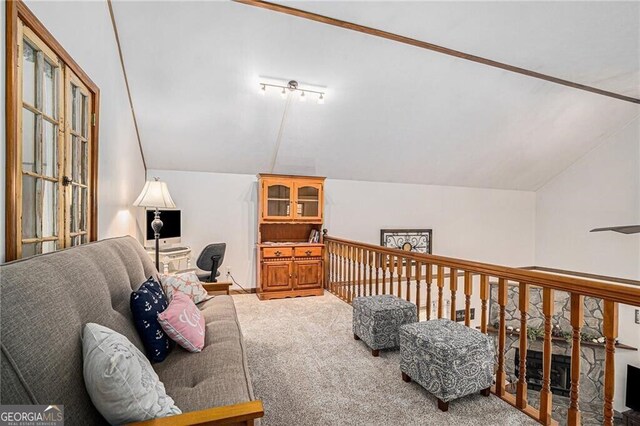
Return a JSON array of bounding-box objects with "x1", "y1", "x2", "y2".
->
[{"x1": 151, "y1": 207, "x2": 163, "y2": 271}]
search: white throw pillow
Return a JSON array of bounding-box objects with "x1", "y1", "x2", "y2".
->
[
  {"x1": 160, "y1": 271, "x2": 209, "y2": 304},
  {"x1": 82, "y1": 323, "x2": 181, "y2": 425}
]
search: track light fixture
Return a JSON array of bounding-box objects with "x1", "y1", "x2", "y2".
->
[{"x1": 258, "y1": 79, "x2": 326, "y2": 104}]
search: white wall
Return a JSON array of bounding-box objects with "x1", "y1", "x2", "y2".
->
[
  {"x1": 535, "y1": 116, "x2": 640, "y2": 412},
  {"x1": 149, "y1": 169, "x2": 536, "y2": 289},
  {"x1": 0, "y1": 2, "x2": 145, "y2": 263}
]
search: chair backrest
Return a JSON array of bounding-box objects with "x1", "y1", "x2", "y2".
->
[
  {"x1": 0, "y1": 236, "x2": 157, "y2": 424},
  {"x1": 196, "y1": 243, "x2": 226, "y2": 273}
]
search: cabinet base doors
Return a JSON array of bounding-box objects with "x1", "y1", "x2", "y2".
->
[
  {"x1": 294, "y1": 260, "x2": 322, "y2": 289},
  {"x1": 259, "y1": 256, "x2": 324, "y2": 300},
  {"x1": 262, "y1": 262, "x2": 292, "y2": 291}
]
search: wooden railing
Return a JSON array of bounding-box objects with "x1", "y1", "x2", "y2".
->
[{"x1": 323, "y1": 234, "x2": 640, "y2": 425}]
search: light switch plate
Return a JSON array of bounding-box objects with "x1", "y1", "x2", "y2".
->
[{"x1": 635, "y1": 309, "x2": 640, "y2": 324}]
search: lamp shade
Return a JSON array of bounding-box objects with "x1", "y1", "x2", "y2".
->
[{"x1": 133, "y1": 179, "x2": 176, "y2": 209}]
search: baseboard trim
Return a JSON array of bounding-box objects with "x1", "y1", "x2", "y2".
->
[{"x1": 230, "y1": 288, "x2": 257, "y2": 295}]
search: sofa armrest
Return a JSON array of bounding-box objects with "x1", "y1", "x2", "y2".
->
[
  {"x1": 128, "y1": 400, "x2": 264, "y2": 426},
  {"x1": 202, "y1": 281, "x2": 232, "y2": 295}
]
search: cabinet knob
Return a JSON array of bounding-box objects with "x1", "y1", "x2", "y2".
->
[
  {"x1": 275, "y1": 251, "x2": 282, "y2": 257},
  {"x1": 305, "y1": 250, "x2": 312, "y2": 256}
]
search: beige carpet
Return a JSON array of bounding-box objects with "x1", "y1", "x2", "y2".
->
[{"x1": 233, "y1": 291, "x2": 538, "y2": 426}]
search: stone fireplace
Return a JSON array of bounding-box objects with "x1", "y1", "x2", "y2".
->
[{"x1": 489, "y1": 283, "x2": 610, "y2": 425}]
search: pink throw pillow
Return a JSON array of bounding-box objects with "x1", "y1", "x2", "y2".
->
[{"x1": 157, "y1": 292, "x2": 205, "y2": 352}]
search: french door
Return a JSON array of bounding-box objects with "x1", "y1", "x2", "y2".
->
[{"x1": 15, "y1": 20, "x2": 94, "y2": 258}]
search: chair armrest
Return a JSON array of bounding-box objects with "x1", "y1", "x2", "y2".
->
[
  {"x1": 202, "y1": 281, "x2": 232, "y2": 294},
  {"x1": 128, "y1": 400, "x2": 264, "y2": 426}
]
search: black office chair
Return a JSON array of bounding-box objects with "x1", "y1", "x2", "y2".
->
[{"x1": 195, "y1": 243, "x2": 226, "y2": 283}]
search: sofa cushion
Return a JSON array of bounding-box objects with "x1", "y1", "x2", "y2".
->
[
  {"x1": 131, "y1": 277, "x2": 173, "y2": 362},
  {"x1": 154, "y1": 295, "x2": 255, "y2": 412},
  {"x1": 82, "y1": 323, "x2": 181, "y2": 424},
  {"x1": 158, "y1": 292, "x2": 205, "y2": 353},
  {"x1": 1, "y1": 237, "x2": 157, "y2": 424}
]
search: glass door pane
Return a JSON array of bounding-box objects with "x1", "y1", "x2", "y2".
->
[
  {"x1": 65, "y1": 73, "x2": 92, "y2": 247},
  {"x1": 296, "y1": 185, "x2": 320, "y2": 218},
  {"x1": 19, "y1": 29, "x2": 62, "y2": 258},
  {"x1": 266, "y1": 184, "x2": 291, "y2": 217}
]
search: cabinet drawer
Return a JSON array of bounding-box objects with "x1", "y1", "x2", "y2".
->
[
  {"x1": 262, "y1": 247, "x2": 293, "y2": 258},
  {"x1": 294, "y1": 247, "x2": 322, "y2": 258}
]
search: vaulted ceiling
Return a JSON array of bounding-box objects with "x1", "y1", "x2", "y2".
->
[{"x1": 111, "y1": 1, "x2": 640, "y2": 191}]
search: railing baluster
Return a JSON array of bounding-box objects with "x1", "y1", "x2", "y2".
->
[
  {"x1": 348, "y1": 246, "x2": 353, "y2": 302},
  {"x1": 339, "y1": 244, "x2": 345, "y2": 300},
  {"x1": 375, "y1": 253, "x2": 380, "y2": 295},
  {"x1": 359, "y1": 248, "x2": 364, "y2": 297},
  {"x1": 517, "y1": 282, "x2": 529, "y2": 409},
  {"x1": 426, "y1": 264, "x2": 432, "y2": 320},
  {"x1": 496, "y1": 278, "x2": 508, "y2": 397},
  {"x1": 405, "y1": 257, "x2": 412, "y2": 302},
  {"x1": 388, "y1": 255, "x2": 393, "y2": 296},
  {"x1": 324, "y1": 240, "x2": 329, "y2": 290},
  {"x1": 360, "y1": 248, "x2": 364, "y2": 297},
  {"x1": 415, "y1": 261, "x2": 422, "y2": 319},
  {"x1": 357, "y1": 248, "x2": 362, "y2": 298},
  {"x1": 480, "y1": 275, "x2": 489, "y2": 333},
  {"x1": 368, "y1": 250, "x2": 373, "y2": 296},
  {"x1": 363, "y1": 249, "x2": 368, "y2": 297},
  {"x1": 464, "y1": 271, "x2": 472, "y2": 327},
  {"x1": 603, "y1": 300, "x2": 618, "y2": 426},
  {"x1": 450, "y1": 268, "x2": 458, "y2": 320},
  {"x1": 540, "y1": 287, "x2": 554, "y2": 425},
  {"x1": 568, "y1": 293, "x2": 583, "y2": 426},
  {"x1": 396, "y1": 256, "x2": 403, "y2": 299},
  {"x1": 327, "y1": 242, "x2": 335, "y2": 293},
  {"x1": 437, "y1": 265, "x2": 444, "y2": 319}
]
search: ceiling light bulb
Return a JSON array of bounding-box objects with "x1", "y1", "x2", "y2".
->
[
  {"x1": 318, "y1": 93, "x2": 325, "y2": 104},
  {"x1": 300, "y1": 91, "x2": 306, "y2": 102},
  {"x1": 259, "y1": 84, "x2": 266, "y2": 95},
  {"x1": 281, "y1": 87, "x2": 287, "y2": 99}
]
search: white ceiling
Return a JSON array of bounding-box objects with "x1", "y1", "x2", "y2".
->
[{"x1": 112, "y1": 1, "x2": 640, "y2": 191}]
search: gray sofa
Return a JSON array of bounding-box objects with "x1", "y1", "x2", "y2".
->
[{"x1": 0, "y1": 236, "x2": 263, "y2": 425}]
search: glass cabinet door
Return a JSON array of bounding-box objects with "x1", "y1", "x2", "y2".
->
[
  {"x1": 264, "y1": 181, "x2": 293, "y2": 219},
  {"x1": 294, "y1": 182, "x2": 322, "y2": 220}
]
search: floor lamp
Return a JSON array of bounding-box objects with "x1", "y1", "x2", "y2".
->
[{"x1": 134, "y1": 177, "x2": 176, "y2": 271}]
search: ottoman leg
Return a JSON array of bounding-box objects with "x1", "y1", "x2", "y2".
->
[
  {"x1": 372, "y1": 349, "x2": 380, "y2": 357},
  {"x1": 480, "y1": 387, "x2": 491, "y2": 397},
  {"x1": 437, "y1": 398, "x2": 449, "y2": 412},
  {"x1": 401, "y1": 372, "x2": 411, "y2": 383},
  {"x1": 354, "y1": 334, "x2": 360, "y2": 340}
]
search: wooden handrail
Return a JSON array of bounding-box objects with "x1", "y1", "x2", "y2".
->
[
  {"x1": 324, "y1": 234, "x2": 637, "y2": 425},
  {"x1": 325, "y1": 236, "x2": 640, "y2": 306}
]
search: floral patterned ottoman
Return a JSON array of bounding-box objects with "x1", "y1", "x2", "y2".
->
[
  {"x1": 352, "y1": 295, "x2": 417, "y2": 357},
  {"x1": 399, "y1": 319, "x2": 495, "y2": 411}
]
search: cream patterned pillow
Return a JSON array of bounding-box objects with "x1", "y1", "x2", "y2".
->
[
  {"x1": 160, "y1": 271, "x2": 208, "y2": 304},
  {"x1": 82, "y1": 323, "x2": 181, "y2": 424}
]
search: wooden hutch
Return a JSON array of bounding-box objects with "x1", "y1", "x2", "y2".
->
[{"x1": 256, "y1": 174, "x2": 326, "y2": 300}]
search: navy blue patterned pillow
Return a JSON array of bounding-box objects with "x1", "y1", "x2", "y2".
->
[{"x1": 130, "y1": 277, "x2": 173, "y2": 363}]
